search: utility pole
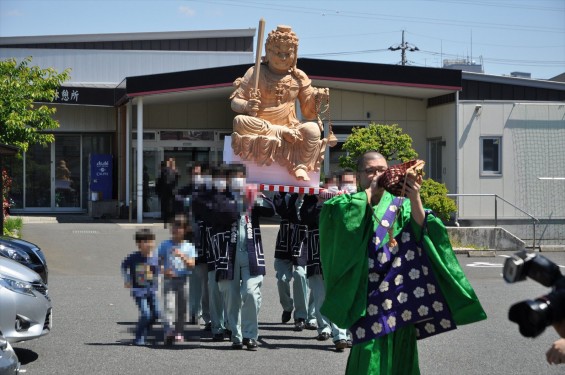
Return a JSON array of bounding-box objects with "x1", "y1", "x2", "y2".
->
[{"x1": 388, "y1": 30, "x2": 419, "y2": 66}]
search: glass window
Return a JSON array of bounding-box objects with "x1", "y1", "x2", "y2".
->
[
  {"x1": 481, "y1": 137, "x2": 502, "y2": 175},
  {"x1": 428, "y1": 138, "x2": 443, "y2": 182},
  {"x1": 132, "y1": 132, "x2": 156, "y2": 140},
  {"x1": 329, "y1": 143, "x2": 346, "y2": 174},
  {"x1": 55, "y1": 135, "x2": 81, "y2": 208},
  {"x1": 25, "y1": 144, "x2": 51, "y2": 207},
  {"x1": 160, "y1": 130, "x2": 214, "y2": 141},
  {"x1": 4, "y1": 155, "x2": 22, "y2": 210}
]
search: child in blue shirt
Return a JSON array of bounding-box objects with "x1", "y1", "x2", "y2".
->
[
  {"x1": 121, "y1": 228, "x2": 159, "y2": 346},
  {"x1": 157, "y1": 214, "x2": 196, "y2": 343}
]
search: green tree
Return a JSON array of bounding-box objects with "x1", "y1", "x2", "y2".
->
[
  {"x1": 0, "y1": 57, "x2": 70, "y2": 153},
  {"x1": 339, "y1": 122, "x2": 456, "y2": 223},
  {"x1": 339, "y1": 123, "x2": 418, "y2": 169},
  {"x1": 420, "y1": 179, "x2": 457, "y2": 222}
]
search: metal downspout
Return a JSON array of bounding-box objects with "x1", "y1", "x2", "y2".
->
[{"x1": 454, "y1": 91, "x2": 460, "y2": 227}]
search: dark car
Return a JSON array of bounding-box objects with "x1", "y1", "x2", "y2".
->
[{"x1": 0, "y1": 236, "x2": 48, "y2": 284}]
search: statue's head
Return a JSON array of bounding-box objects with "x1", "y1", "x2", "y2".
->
[{"x1": 265, "y1": 25, "x2": 298, "y2": 73}]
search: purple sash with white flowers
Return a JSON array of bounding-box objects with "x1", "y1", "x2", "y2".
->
[{"x1": 349, "y1": 198, "x2": 456, "y2": 345}]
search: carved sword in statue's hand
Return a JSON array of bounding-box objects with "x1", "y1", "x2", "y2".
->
[{"x1": 249, "y1": 18, "x2": 265, "y2": 117}]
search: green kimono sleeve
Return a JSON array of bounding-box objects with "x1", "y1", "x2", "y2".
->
[
  {"x1": 319, "y1": 192, "x2": 373, "y2": 328},
  {"x1": 395, "y1": 199, "x2": 487, "y2": 326},
  {"x1": 421, "y1": 213, "x2": 488, "y2": 325}
]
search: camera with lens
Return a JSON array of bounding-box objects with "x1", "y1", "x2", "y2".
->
[{"x1": 503, "y1": 250, "x2": 565, "y2": 338}]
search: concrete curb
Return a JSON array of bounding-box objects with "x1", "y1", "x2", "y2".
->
[
  {"x1": 453, "y1": 249, "x2": 497, "y2": 257},
  {"x1": 540, "y1": 245, "x2": 565, "y2": 252}
]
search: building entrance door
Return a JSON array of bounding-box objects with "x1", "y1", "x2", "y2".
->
[{"x1": 133, "y1": 146, "x2": 213, "y2": 218}]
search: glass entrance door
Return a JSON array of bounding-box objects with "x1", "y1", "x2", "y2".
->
[
  {"x1": 163, "y1": 147, "x2": 210, "y2": 189},
  {"x1": 143, "y1": 149, "x2": 160, "y2": 216},
  {"x1": 25, "y1": 144, "x2": 51, "y2": 209},
  {"x1": 55, "y1": 135, "x2": 81, "y2": 208},
  {"x1": 132, "y1": 146, "x2": 212, "y2": 218},
  {"x1": 23, "y1": 135, "x2": 82, "y2": 210}
]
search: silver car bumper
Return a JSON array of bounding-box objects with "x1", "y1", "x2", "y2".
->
[{"x1": 0, "y1": 281, "x2": 52, "y2": 344}]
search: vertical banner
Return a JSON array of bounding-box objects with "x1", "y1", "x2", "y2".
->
[{"x1": 90, "y1": 154, "x2": 113, "y2": 200}]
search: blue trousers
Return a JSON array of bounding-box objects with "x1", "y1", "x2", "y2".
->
[{"x1": 134, "y1": 293, "x2": 159, "y2": 344}]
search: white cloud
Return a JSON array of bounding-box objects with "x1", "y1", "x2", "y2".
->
[{"x1": 178, "y1": 5, "x2": 195, "y2": 17}]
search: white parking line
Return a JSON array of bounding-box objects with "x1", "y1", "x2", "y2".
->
[
  {"x1": 466, "y1": 262, "x2": 503, "y2": 268},
  {"x1": 465, "y1": 254, "x2": 565, "y2": 268}
]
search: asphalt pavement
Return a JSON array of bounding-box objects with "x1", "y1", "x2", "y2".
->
[{"x1": 9, "y1": 216, "x2": 565, "y2": 375}]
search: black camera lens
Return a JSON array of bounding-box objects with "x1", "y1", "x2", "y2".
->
[
  {"x1": 509, "y1": 298, "x2": 552, "y2": 338},
  {"x1": 505, "y1": 250, "x2": 565, "y2": 338}
]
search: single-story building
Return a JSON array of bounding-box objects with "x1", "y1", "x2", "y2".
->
[{"x1": 1, "y1": 29, "x2": 564, "y2": 244}]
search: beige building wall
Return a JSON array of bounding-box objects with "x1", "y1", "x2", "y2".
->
[
  {"x1": 52, "y1": 105, "x2": 116, "y2": 132},
  {"x1": 134, "y1": 98, "x2": 234, "y2": 130},
  {"x1": 457, "y1": 102, "x2": 565, "y2": 220},
  {"x1": 329, "y1": 89, "x2": 428, "y2": 163}
]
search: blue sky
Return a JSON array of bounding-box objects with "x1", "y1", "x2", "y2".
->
[{"x1": 1, "y1": 0, "x2": 564, "y2": 79}]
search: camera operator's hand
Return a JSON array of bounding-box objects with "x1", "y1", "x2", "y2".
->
[{"x1": 546, "y1": 339, "x2": 565, "y2": 365}]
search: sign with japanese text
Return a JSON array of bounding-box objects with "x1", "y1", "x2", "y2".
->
[{"x1": 90, "y1": 154, "x2": 113, "y2": 201}]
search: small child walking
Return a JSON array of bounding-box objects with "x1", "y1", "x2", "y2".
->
[
  {"x1": 121, "y1": 228, "x2": 159, "y2": 346},
  {"x1": 158, "y1": 214, "x2": 196, "y2": 344}
]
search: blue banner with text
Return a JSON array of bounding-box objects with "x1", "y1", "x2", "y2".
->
[{"x1": 90, "y1": 154, "x2": 113, "y2": 200}]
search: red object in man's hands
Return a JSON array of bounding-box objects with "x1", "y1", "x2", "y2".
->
[{"x1": 377, "y1": 159, "x2": 425, "y2": 196}]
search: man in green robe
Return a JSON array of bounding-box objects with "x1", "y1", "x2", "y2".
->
[{"x1": 320, "y1": 151, "x2": 487, "y2": 375}]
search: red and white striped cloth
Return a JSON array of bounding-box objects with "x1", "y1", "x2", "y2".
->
[
  {"x1": 259, "y1": 184, "x2": 322, "y2": 195},
  {"x1": 259, "y1": 184, "x2": 346, "y2": 198}
]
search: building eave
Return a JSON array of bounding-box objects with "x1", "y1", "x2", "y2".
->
[
  {"x1": 462, "y1": 71, "x2": 565, "y2": 91},
  {"x1": 0, "y1": 28, "x2": 257, "y2": 45}
]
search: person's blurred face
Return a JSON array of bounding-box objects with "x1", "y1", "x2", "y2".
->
[
  {"x1": 341, "y1": 173, "x2": 358, "y2": 193},
  {"x1": 324, "y1": 176, "x2": 339, "y2": 193},
  {"x1": 166, "y1": 158, "x2": 175, "y2": 170},
  {"x1": 341, "y1": 173, "x2": 356, "y2": 186},
  {"x1": 138, "y1": 239, "x2": 155, "y2": 257},
  {"x1": 213, "y1": 176, "x2": 227, "y2": 192},
  {"x1": 358, "y1": 156, "x2": 388, "y2": 190},
  {"x1": 202, "y1": 174, "x2": 213, "y2": 190},
  {"x1": 171, "y1": 218, "x2": 187, "y2": 242},
  {"x1": 230, "y1": 172, "x2": 246, "y2": 193},
  {"x1": 192, "y1": 174, "x2": 203, "y2": 186}
]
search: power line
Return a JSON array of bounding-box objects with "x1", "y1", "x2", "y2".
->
[
  {"x1": 303, "y1": 49, "x2": 389, "y2": 57},
  {"x1": 426, "y1": 0, "x2": 565, "y2": 12},
  {"x1": 302, "y1": 47, "x2": 565, "y2": 69},
  {"x1": 198, "y1": 0, "x2": 565, "y2": 34}
]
